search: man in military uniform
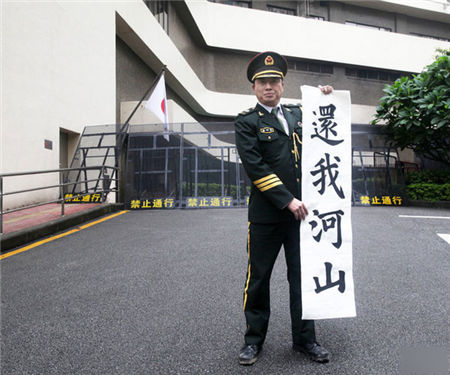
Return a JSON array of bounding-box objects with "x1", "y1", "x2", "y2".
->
[{"x1": 235, "y1": 51, "x2": 333, "y2": 365}]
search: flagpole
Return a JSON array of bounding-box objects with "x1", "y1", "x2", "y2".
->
[{"x1": 119, "y1": 66, "x2": 167, "y2": 134}]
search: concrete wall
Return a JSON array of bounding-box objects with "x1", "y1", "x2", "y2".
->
[
  {"x1": 167, "y1": 3, "x2": 217, "y2": 92},
  {"x1": 2, "y1": 1, "x2": 116, "y2": 209},
  {"x1": 397, "y1": 15, "x2": 450, "y2": 39},
  {"x1": 186, "y1": 0, "x2": 449, "y2": 73},
  {"x1": 116, "y1": 37, "x2": 157, "y2": 124},
  {"x1": 331, "y1": 1, "x2": 396, "y2": 29},
  {"x1": 282, "y1": 65, "x2": 390, "y2": 106}
]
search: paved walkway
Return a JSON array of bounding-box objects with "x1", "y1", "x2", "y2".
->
[
  {"x1": 2, "y1": 203, "x2": 100, "y2": 234},
  {"x1": 1, "y1": 206, "x2": 449, "y2": 375}
]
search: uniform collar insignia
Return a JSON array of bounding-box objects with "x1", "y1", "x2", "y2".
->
[{"x1": 258, "y1": 111, "x2": 264, "y2": 116}]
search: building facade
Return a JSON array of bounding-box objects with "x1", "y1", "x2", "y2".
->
[{"x1": 2, "y1": 0, "x2": 449, "y2": 209}]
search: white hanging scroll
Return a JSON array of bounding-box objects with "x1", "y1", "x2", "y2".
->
[{"x1": 300, "y1": 85, "x2": 356, "y2": 319}]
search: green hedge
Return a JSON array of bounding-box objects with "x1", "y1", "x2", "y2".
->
[
  {"x1": 406, "y1": 183, "x2": 450, "y2": 201},
  {"x1": 404, "y1": 169, "x2": 450, "y2": 185},
  {"x1": 404, "y1": 170, "x2": 450, "y2": 201}
]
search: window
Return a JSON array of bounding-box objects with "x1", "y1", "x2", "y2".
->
[
  {"x1": 320, "y1": 64, "x2": 333, "y2": 74},
  {"x1": 267, "y1": 4, "x2": 296, "y2": 15},
  {"x1": 357, "y1": 70, "x2": 367, "y2": 79},
  {"x1": 145, "y1": 1, "x2": 169, "y2": 33},
  {"x1": 232, "y1": 0, "x2": 251, "y2": 7},
  {"x1": 287, "y1": 60, "x2": 296, "y2": 70},
  {"x1": 309, "y1": 63, "x2": 321, "y2": 73},
  {"x1": 208, "y1": 0, "x2": 250, "y2": 7},
  {"x1": 367, "y1": 70, "x2": 378, "y2": 80},
  {"x1": 345, "y1": 68, "x2": 357, "y2": 78},
  {"x1": 308, "y1": 15, "x2": 325, "y2": 21},
  {"x1": 214, "y1": 0, "x2": 251, "y2": 7},
  {"x1": 345, "y1": 67, "x2": 405, "y2": 82},
  {"x1": 296, "y1": 61, "x2": 308, "y2": 71},
  {"x1": 288, "y1": 59, "x2": 334, "y2": 75},
  {"x1": 345, "y1": 21, "x2": 391, "y2": 32},
  {"x1": 389, "y1": 72, "x2": 401, "y2": 81},
  {"x1": 378, "y1": 71, "x2": 389, "y2": 81}
]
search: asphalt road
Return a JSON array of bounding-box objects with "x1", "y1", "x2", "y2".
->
[{"x1": 1, "y1": 206, "x2": 449, "y2": 375}]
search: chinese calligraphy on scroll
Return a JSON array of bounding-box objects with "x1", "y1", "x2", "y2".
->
[{"x1": 300, "y1": 85, "x2": 356, "y2": 319}]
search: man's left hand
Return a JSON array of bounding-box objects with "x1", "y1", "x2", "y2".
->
[{"x1": 318, "y1": 85, "x2": 333, "y2": 94}]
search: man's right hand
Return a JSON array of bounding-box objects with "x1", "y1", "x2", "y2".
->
[{"x1": 287, "y1": 198, "x2": 309, "y2": 221}]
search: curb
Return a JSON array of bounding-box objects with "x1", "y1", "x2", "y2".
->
[{"x1": 1, "y1": 203, "x2": 124, "y2": 252}]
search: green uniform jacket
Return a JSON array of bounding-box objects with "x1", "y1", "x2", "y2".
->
[{"x1": 235, "y1": 103, "x2": 303, "y2": 223}]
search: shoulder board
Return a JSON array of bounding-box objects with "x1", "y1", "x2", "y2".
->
[{"x1": 238, "y1": 107, "x2": 256, "y2": 116}]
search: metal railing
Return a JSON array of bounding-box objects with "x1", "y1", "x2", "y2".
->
[{"x1": 0, "y1": 166, "x2": 119, "y2": 235}]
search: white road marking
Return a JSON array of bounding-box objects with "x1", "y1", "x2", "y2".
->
[
  {"x1": 437, "y1": 233, "x2": 450, "y2": 244},
  {"x1": 399, "y1": 215, "x2": 450, "y2": 220}
]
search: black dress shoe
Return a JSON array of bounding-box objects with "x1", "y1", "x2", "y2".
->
[
  {"x1": 239, "y1": 344, "x2": 262, "y2": 365},
  {"x1": 293, "y1": 342, "x2": 330, "y2": 363}
]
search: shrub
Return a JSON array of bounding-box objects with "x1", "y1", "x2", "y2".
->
[
  {"x1": 406, "y1": 183, "x2": 450, "y2": 201},
  {"x1": 404, "y1": 169, "x2": 450, "y2": 185},
  {"x1": 372, "y1": 49, "x2": 450, "y2": 167}
]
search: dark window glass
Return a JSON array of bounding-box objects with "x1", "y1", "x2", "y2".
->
[
  {"x1": 309, "y1": 15, "x2": 325, "y2": 21},
  {"x1": 232, "y1": 1, "x2": 251, "y2": 7},
  {"x1": 346, "y1": 66, "x2": 409, "y2": 82},
  {"x1": 357, "y1": 70, "x2": 367, "y2": 79},
  {"x1": 145, "y1": 1, "x2": 169, "y2": 33},
  {"x1": 287, "y1": 60, "x2": 296, "y2": 70},
  {"x1": 345, "y1": 68, "x2": 357, "y2": 77},
  {"x1": 379, "y1": 72, "x2": 389, "y2": 81},
  {"x1": 367, "y1": 70, "x2": 378, "y2": 80},
  {"x1": 267, "y1": 4, "x2": 296, "y2": 15},
  {"x1": 296, "y1": 62, "x2": 309, "y2": 71},
  {"x1": 208, "y1": 0, "x2": 250, "y2": 7},
  {"x1": 345, "y1": 21, "x2": 391, "y2": 32},
  {"x1": 321, "y1": 65, "x2": 333, "y2": 74},
  {"x1": 389, "y1": 73, "x2": 400, "y2": 81},
  {"x1": 309, "y1": 63, "x2": 321, "y2": 73},
  {"x1": 289, "y1": 60, "x2": 334, "y2": 75}
]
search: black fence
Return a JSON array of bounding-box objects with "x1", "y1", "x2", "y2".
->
[
  {"x1": 124, "y1": 123, "x2": 249, "y2": 209},
  {"x1": 123, "y1": 122, "x2": 406, "y2": 209}
]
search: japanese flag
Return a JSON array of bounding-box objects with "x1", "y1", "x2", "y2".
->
[{"x1": 145, "y1": 72, "x2": 169, "y2": 141}]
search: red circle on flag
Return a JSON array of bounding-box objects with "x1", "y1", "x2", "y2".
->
[{"x1": 161, "y1": 99, "x2": 166, "y2": 114}]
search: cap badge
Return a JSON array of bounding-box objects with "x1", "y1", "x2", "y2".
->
[{"x1": 264, "y1": 55, "x2": 274, "y2": 66}]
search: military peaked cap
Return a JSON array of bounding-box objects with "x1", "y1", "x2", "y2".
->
[{"x1": 247, "y1": 51, "x2": 288, "y2": 82}]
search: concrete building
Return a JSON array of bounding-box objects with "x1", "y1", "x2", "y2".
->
[{"x1": 2, "y1": 0, "x2": 449, "y2": 209}]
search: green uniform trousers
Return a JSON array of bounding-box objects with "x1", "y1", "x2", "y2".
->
[{"x1": 243, "y1": 218, "x2": 316, "y2": 346}]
